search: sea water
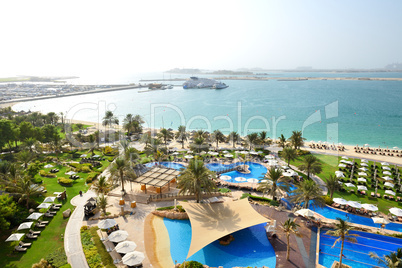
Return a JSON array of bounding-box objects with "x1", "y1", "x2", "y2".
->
[{"x1": 12, "y1": 72, "x2": 402, "y2": 148}]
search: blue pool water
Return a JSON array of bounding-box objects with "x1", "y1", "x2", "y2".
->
[
  {"x1": 320, "y1": 230, "x2": 402, "y2": 268},
  {"x1": 145, "y1": 161, "x2": 184, "y2": 171},
  {"x1": 206, "y1": 162, "x2": 267, "y2": 183},
  {"x1": 163, "y1": 218, "x2": 276, "y2": 267},
  {"x1": 312, "y1": 206, "x2": 402, "y2": 232}
]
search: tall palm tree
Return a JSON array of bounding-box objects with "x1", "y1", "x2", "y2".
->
[
  {"x1": 191, "y1": 137, "x2": 207, "y2": 153},
  {"x1": 23, "y1": 137, "x2": 37, "y2": 153},
  {"x1": 177, "y1": 158, "x2": 216, "y2": 203},
  {"x1": 193, "y1": 129, "x2": 208, "y2": 140},
  {"x1": 370, "y1": 248, "x2": 402, "y2": 268},
  {"x1": 282, "y1": 147, "x2": 297, "y2": 167},
  {"x1": 175, "y1": 125, "x2": 188, "y2": 149},
  {"x1": 278, "y1": 134, "x2": 287, "y2": 148},
  {"x1": 290, "y1": 179, "x2": 325, "y2": 208},
  {"x1": 17, "y1": 150, "x2": 35, "y2": 169},
  {"x1": 158, "y1": 128, "x2": 173, "y2": 147},
  {"x1": 246, "y1": 132, "x2": 259, "y2": 150},
  {"x1": 259, "y1": 131, "x2": 271, "y2": 148},
  {"x1": 153, "y1": 150, "x2": 166, "y2": 164},
  {"x1": 98, "y1": 194, "x2": 108, "y2": 216},
  {"x1": 257, "y1": 167, "x2": 289, "y2": 201},
  {"x1": 92, "y1": 176, "x2": 112, "y2": 195},
  {"x1": 228, "y1": 131, "x2": 240, "y2": 148},
  {"x1": 281, "y1": 218, "x2": 302, "y2": 261},
  {"x1": 110, "y1": 158, "x2": 134, "y2": 193},
  {"x1": 211, "y1": 130, "x2": 225, "y2": 149},
  {"x1": 145, "y1": 138, "x2": 165, "y2": 155},
  {"x1": 102, "y1": 111, "x2": 119, "y2": 142},
  {"x1": 326, "y1": 218, "x2": 358, "y2": 268},
  {"x1": 325, "y1": 174, "x2": 340, "y2": 199},
  {"x1": 299, "y1": 154, "x2": 322, "y2": 179},
  {"x1": 140, "y1": 132, "x2": 151, "y2": 148},
  {"x1": 6, "y1": 176, "x2": 43, "y2": 209},
  {"x1": 123, "y1": 114, "x2": 135, "y2": 134},
  {"x1": 289, "y1": 130, "x2": 305, "y2": 150}
]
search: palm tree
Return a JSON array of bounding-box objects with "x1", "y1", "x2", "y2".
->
[
  {"x1": 102, "y1": 111, "x2": 119, "y2": 142},
  {"x1": 289, "y1": 130, "x2": 305, "y2": 150},
  {"x1": 193, "y1": 129, "x2": 208, "y2": 140},
  {"x1": 211, "y1": 130, "x2": 225, "y2": 149},
  {"x1": 175, "y1": 125, "x2": 188, "y2": 149},
  {"x1": 17, "y1": 150, "x2": 35, "y2": 169},
  {"x1": 299, "y1": 155, "x2": 322, "y2": 179},
  {"x1": 177, "y1": 158, "x2": 216, "y2": 203},
  {"x1": 290, "y1": 179, "x2": 325, "y2": 208},
  {"x1": 246, "y1": 132, "x2": 259, "y2": 150},
  {"x1": 259, "y1": 131, "x2": 271, "y2": 148},
  {"x1": 145, "y1": 138, "x2": 166, "y2": 155},
  {"x1": 110, "y1": 158, "x2": 134, "y2": 193},
  {"x1": 228, "y1": 131, "x2": 240, "y2": 148},
  {"x1": 158, "y1": 128, "x2": 173, "y2": 147},
  {"x1": 370, "y1": 248, "x2": 402, "y2": 268},
  {"x1": 140, "y1": 132, "x2": 151, "y2": 148},
  {"x1": 325, "y1": 174, "x2": 340, "y2": 199},
  {"x1": 191, "y1": 137, "x2": 207, "y2": 153},
  {"x1": 281, "y1": 218, "x2": 302, "y2": 261},
  {"x1": 6, "y1": 176, "x2": 43, "y2": 209},
  {"x1": 282, "y1": 147, "x2": 297, "y2": 167},
  {"x1": 153, "y1": 150, "x2": 166, "y2": 164},
  {"x1": 23, "y1": 137, "x2": 37, "y2": 153},
  {"x1": 98, "y1": 194, "x2": 108, "y2": 216},
  {"x1": 123, "y1": 114, "x2": 135, "y2": 134},
  {"x1": 278, "y1": 134, "x2": 287, "y2": 148},
  {"x1": 326, "y1": 218, "x2": 358, "y2": 268},
  {"x1": 92, "y1": 176, "x2": 112, "y2": 195},
  {"x1": 257, "y1": 167, "x2": 289, "y2": 201}
]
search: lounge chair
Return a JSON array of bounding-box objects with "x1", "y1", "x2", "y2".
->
[
  {"x1": 50, "y1": 205, "x2": 60, "y2": 210},
  {"x1": 44, "y1": 212, "x2": 54, "y2": 218},
  {"x1": 38, "y1": 220, "x2": 49, "y2": 225},
  {"x1": 35, "y1": 222, "x2": 46, "y2": 228},
  {"x1": 376, "y1": 193, "x2": 381, "y2": 198},
  {"x1": 26, "y1": 233, "x2": 38, "y2": 239},
  {"x1": 14, "y1": 246, "x2": 27, "y2": 252},
  {"x1": 370, "y1": 192, "x2": 375, "y2": 197},
  {"x1": 53, "y1": 204, "x2": 62, "y2": 208},
  {"x1": 29, "y1": 229, "x2": 41, "y2": 236},
  {"x1": 19, "y1": 241, "x2": 32, "y2": 247}
]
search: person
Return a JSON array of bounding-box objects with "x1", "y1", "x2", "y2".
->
[
  {"x1": 381, "y1": 223, "x2": 385, "y2": 229},
  {"x1": 79, "y1": 191, "x2": 83, "y2": 196}
]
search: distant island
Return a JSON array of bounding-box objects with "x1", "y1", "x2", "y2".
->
[
  {"x1": 165, "y1": 68, "x2": 252, "y2": 75},
  {"x1": 206, "y1": 70, "x2": 253, "y2": 75},
  {"x1": 0, "y1": 75, "x2": 79, "y2": 83}
]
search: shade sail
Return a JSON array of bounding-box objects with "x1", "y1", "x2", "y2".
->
[{"x1": 180, "y1": 199, "x2": 269, "y2": 259}]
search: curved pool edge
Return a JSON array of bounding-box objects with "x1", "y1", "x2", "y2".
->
[{"x1": 144, "y1": 214, "x2": 174, "y2": 268}]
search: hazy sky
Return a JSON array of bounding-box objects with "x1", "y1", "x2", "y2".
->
[{"x1": 1, "y1": 0, "x2": 402, "y2": 77}]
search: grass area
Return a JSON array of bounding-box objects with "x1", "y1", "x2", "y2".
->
[
  {"x1": 0, "y1": 150, "x2": 113, "y2": 268},
  {"x1": 81, "y1": 227, "x2": 115, "y2": 268},
  {"x1": 284, "y1": 152, "x2": 402, "y2": 215}
]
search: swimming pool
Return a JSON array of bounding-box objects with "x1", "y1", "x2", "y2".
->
[
  {"x1": 163, "y1": 218, "x2": 276, "y2": 267},
  {"x1": 206, "y1": 162, "x2": 267, "y2": 183},
  {"x1": 319, "y1": 230, "x2": 402, "y2": 268},
  {"x1": 145, "y1": 162, "x2": 185, "y2": 171},
  {"x1": 312, "y1": 205, "x2": 402, "y2": 232}
]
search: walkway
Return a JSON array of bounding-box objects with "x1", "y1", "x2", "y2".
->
[{"x1": 64, "y1": 190, "x2": 96, "y2": 268}]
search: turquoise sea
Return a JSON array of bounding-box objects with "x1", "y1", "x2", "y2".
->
[{"x1": 12, "y1": 72, "x2": 402, "y2": 148}]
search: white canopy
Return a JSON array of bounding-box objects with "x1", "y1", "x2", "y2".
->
[
  {"x1": 390, "y1": 207, "x2": 402, "y2": 216},
  {"x1": 247, "y1": 178, "x2": 259, "y2": 183},
  {"x1": 122, "y1": 251, "x2": 145, "y2": 266},
  {"x1": 333, "y1": 198, "x2": 348, "y2": 205},
  {"x1": 361, "y1": 204, "x2": 378, "y2": 211},
  {"x1": 98, "y1": 219, "x2": 117, "y2": 229},
  {"x1": 37, "y1": 203, "x2": 52, "y2": 209},
  {"x1": 235, "y1": 177, "x2": 247, "y2": 182},
  {"x1": 358, "y1": 172, "x2": 368, "y2": 176},
  {"x1": 338, "y1": 164, "x2": 346, "y2": 168},
  {"x1": 383, "y1": 171, "x2": 392, "y2": 175},
  {"x1": 372, "y1": 217, "x2": 390, "y2": 224},
  {"x1": 27, "y1": 212, "x2": 43, "y2": 220},
  {"x1": 344, "y1": 183, "x2": 355, "y2": 188},
  {"x1": 385, "y1": 190, "x2": 396, "y2": 196},
  {"x1": 361, "y1": 163, "x2": 368, "y2": 167},
  {"x1": 357, "y1": 185, "x2": 367, "y2": 191},
  {"x1": 108, "y1": 230, "x2": 129, "y2": 243},
  {"x1": 361, "y1": 159, "x2": 368, "y2": 163},
  {"x1": 220, "y1": 175, "x2": 232, "y2": 181},
  {"x1": 43, "y1": 196, "x2": 56, "y2": 203},
  {"x1": 17, "y1": 222, "x2": 33, "y2": 230},
  {"x1": 384, "y1": 182, "x2": 395, "y2": 188},
  {"x1": 383, "y1": 166, "x2": 391, "y2": 171},
  {"x1": 357, "y1": 178, "x2": 367, "y2": 183},
  {"x1": 295, "y1": 209, "x2": 315, "y2": 217},
  {"x1": 347, "y1": 201, "x2": 362, "y2": 208},
  {"x1": 115, "y1": 241, "x2": 137, "y2": 254},
  {"x1": 359, "y1": 167, "x2": 368, "y2": 171},
  {"x1": 383, "y1": 176, "x2": 393, "y2": 181},
  {"x1": 382, "y1": 162, "x2": 390, "y2": 166},
  {"x1": 5, "y1": 233, "x2": 25, "y2": 242}
]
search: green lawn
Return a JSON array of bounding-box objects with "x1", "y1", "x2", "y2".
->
[{"x1": 0, "y1": 150, "x2": 112, "y2": 268}]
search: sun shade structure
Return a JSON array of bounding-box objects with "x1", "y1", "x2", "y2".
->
[
  {"x1": 180, "y1": 199, "x2": 269, "y2": 259},
  {"x1": 133, "y1": 167, "x2": 181, "y2": 194}
]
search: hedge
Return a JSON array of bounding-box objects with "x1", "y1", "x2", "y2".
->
[
  {"x1": 39, "y1": 170, "x2": 56, "y2": 178},
  {"x1": 58, "y1": 177, "x2": 73, "y2": 186},
  {"x1": 156, "y1": 205, "x2": 185, "y2": 212}
]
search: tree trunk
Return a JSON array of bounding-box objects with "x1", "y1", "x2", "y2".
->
[
  {"x1": 286, "y1": 233, "x2": 290, "y2": 260},
  {"x1": 339, "y1": 240, "x2": 344, "y2": 267},
  {"x1": 181, "y1": 140, "x2": 184, "y2": 149}
]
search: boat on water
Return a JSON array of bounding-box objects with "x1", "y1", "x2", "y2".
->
[{"x1": 183, "y1": 77, "x2": 228, "y2": 89}]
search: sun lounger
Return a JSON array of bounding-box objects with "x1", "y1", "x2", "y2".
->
[
  {"x1": 38, "y1": 220, "x2": 49, "y2": 225},
  {"x1": 19, "y1": 241, "x2": 32, "y2": 247},
  {"x1": 35, "y1": 222, "x2": 46, "y2": 228},
  {"x1": 50, "y1": 205, "x2": 60, "y2": 210},
  {"x1": 14, "y1": 246, "x2": 27, "y2": 252},
  {"x1": 44, "y1": 213, "x2": 54, "y2": 218},
  {"x1": 376, "y1": 193, "x2": 381, "y2": 198},
  {"x1": 370, "y1": 192, "x2": 375, "y2": 197},
  {"x1": 26, "y1": 233, "x2": 38, "y2": 239},
  {"x1": 29, "y1": 229, "x2": 41, "y2": 236}
]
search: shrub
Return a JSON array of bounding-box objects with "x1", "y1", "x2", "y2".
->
[
  {"x1": 58, "y1": 177, "x2": 73, "y2": 186},
  {"x1": 156, "y1": 205, "x2": 185, "y2": 212},
  {"x1": 81, "y1": 166, "x2": 92, "y2": 173},
  {"x1": 46, "y1": 247, "x2": 68, "y2": 268},
  {"x1": 68, "y1": 163, "x2": 80, "y2": 169},
  {"x1": 179, "y1": 261, "x2": 204, "y2": 268},
  {"x1": 32, "y1": 177, "x2": 43, "y2": 184},
  {"x1": 323, "y1": 195, "x2": 333, "y2": 205},
  {"x1": 39, "y1": 170, "x2": 56, "y2": 178},
  {"x1": 240, "y1": 193, "x2": 250, "y2": 199},
  {"x1": 218, "y1": 188, "x2": 231, "y2": 193},
  {"x1": 108, "y1": 157, "x2": 114, "y2": 162},
  {"x1": 270, "y1": 200, "x2": 280, "y2": 206}
]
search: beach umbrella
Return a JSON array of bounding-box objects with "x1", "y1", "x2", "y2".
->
[
  {"x1": 383, "y1": 166, "x2": 391, "y2": 171},
  {"x1": 247, "y1": 178, "x2": 259, "y2": 184},
  {"x1": 98, "y1": 219, "x2": 117, "y2": 230},
  {"x1": 359, "y1": 167, "x2": 368, "y2": 172},
  {"x1": 200, "y1": 151, "x2": 206, "y2": 155},
  {"x1": 338, "y1": 164, "x2": 346, "y2": 168},
  {"x1": 335, "y1": 171, "x2": 345, "y2": 178},
  {"x1": 361, "y1": 159, "x2": 368, "y2": 163},
  {"x1": 44, "y1": 164, "x2": 53, "y2": 168},
  {"x1": 385, "y1": 190, "x2": 396, "y2": 196},
  {"x1": 239, "y1": 151, "x2": 249, "y2": 154},
  {"x1": 372, "y1": 217, "x2": 390, "y2": 225},
  {"x1": 184, "y1": 155, "x2": 194, "y2": 159},
  {"x1": 115, "y1": 241, "x2": 137, "y2": 254},
  {"x1": 346, "y1": 161, "x2": 354, "y2": 165},
  {"x1": 265, "y1": 155, "x2": 275, "y2": 159},
  {"x1": 80, "y1": 154, "x2": 87, "y2": 157},
  {"x1": 122, "y1": 251, "x2": 145, "y2": 266},
  {"x1": 235, "y1": 177, "x2": 247, "y2": 182},
  {"x1": 383, "y1": 176, "x2": 393, "y2": 181},
  {"x1": 384, "y1": 171, "x2": 392, "y2": 175},
  {"x1": 342, "y1": 156, "x2": 349, "y2": 159},
  {"x1": 187, "y1": 151, "x2": 193, "y2": 154},
  {"x1": 17, "y1": 222, "x2": 33, "y2": 231},
  {"x1": 344, "y1": 183, "x2": 355, "y2": 188},
  {"x1": 54, "y1": 192, "x2": 63, "y2": 196},
  {"x1": 5, "y1": 233, "x2": 25, "y2": 242},
  {"x1": 333, "y1": 198, "x2": 348, "y2": 205},
  {"x1": 358, "y1": 172, "x2": 367, "y2": 176},
  {"x1": 27, "y1": 212, "x2": 43, "y2": 220},
  {"x1": 347, "y1": 201, "x2": 362, "y2": 208},
  {"x1": 209, "y1": 152, "x2": 219, "y2": 156},
  {"x1": 37, "y1": 203, "x2": 52, "y2": 209},
  {"x1": 361, "y1": 163, "x2": 368, "y2": 167},
  {"x1": 220, "y1": 175, "x2": 232, "y2": 181},
  {"x1": 382, "y1": 162, "x2": 390, "y2": 166},
  {"x1": 172, "y1": 152, "x2": 179, "y2": 155},
  {"x1": 364, "y1": 144, "x2": 370, "y2": 147},
  {"x1": 222, "y1": 150, "x2": 229, "y2": 154},
  {"x1": 384, "y1": 182, "x2": 395, "y2": 188},
  {"x1": 394, "y1": 147, "x2": 399, "y2": 150},
  {"x1": 361, "y1": 204, "x2": 378, "y2": 211},
  {"x1": 390, "y1": 208, "x2": 402, "y2": 217},
  {"x1": 259, "y1": 179, "x2": 270, "y2": 183},
  {"x1": 108, "y1": 230, "x2": 129, "y2": 243},
  {"x1": 43, "y1": 196, "x2": 56, "y2": 203},
  {"x1": 177, "y1": 148, "x2": 187, "y2": 152},
  {"x1": 93, "y1": 154, "x2": 101, "y2": 158},
  {"x1": 250, "y1": 151, "x2": 259, "y2": 155},
  {"x1": 340, "y1": 160, "x2": 348, "y2": 164},
  {"x1": 295, "y1": 209, "x2": 315, "y2": 217},
  {"x1": 65, "y1": 171, "x2": 77, "y2": 175},
  {"x1": 224, "y1": 154, "x2": 233, "y2": 158},
  {"x1": 357, "y1": 186, "x2": 367, "y2": 191},
  {"x1": 357, "y1": 178, "x2": 367, "y2": 183}
]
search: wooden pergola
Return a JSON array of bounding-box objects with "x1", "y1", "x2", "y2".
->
[{"x1": 133, "y1": 167, "x2": 180, "y2": 194}]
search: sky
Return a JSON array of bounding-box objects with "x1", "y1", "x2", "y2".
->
[{"x1": 1, "y1": 0, "x2": 402, "y2": 77}]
